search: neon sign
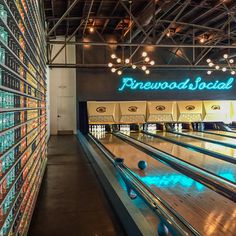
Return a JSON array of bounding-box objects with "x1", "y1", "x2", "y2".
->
[{"x1": 118, "y1": 77, "x2": 234, "y2": 91}]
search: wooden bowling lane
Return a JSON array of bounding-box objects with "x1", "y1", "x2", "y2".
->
[
  {"x1": 94, "y1": 133, "x2": 236, "y2": 236},
  {"x1": 128, "y1": 132, "x2": 236, "y2": 183},
  {"x1": 183, "y1": 131, "x2": 236, "y2": 147},
  {"x1": 154, "y1": 131, "x2": 236, "y2": 159},
  {"x1": 202, "y1": 130, "x2": 236, "y2": 139}
]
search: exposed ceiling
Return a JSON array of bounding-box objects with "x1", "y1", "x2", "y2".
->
[{"x1": 43, "y1": 0, "x2": 236, "y2": 68}]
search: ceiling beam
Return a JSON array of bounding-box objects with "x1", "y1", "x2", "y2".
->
[
  {"x1": 128, "y1": 0, "x2": 183, "y2": 59},
  {"x1": 47, "y1": 40, "x2": 236, "y2": 49},
  {"x1": 119, "y1": 0, "x2": 152, "y2": 42},
  {"x1": 49, "y1": 20, "x2": 85, "y2": 63},
  {"x1": 96, "y1": 0, "x2": 104, "y2": 16},
  {"x1": 47, "y1": 16, "x2": 129, "y2": 21},
  {"x1": 101, "y1": 1, "x2": 119, "y2": 34},
  {"x1": 66, "y1": 0, "x2": 71, "y2": 37},
  {"x1": 48, "y1": 63, "x2": 212, "y2": 69},
  {"x1": 194, "y1": 17, "x2": 231, "y2": 65},
  {"x1": 82, "y1": 0, "x2": 95, "y2": 37},
  {"x1": 159, "y1": 20, "x2": 223, "y2": 32},
  {"x1": 155, "y1": 0, "x2": 191, "y2": 44},
  {"x1": 47, "y1": 0, "x2": 80, "y2": 37}
]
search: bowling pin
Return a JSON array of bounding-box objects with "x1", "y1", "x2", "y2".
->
[
  {"x1": 178, "y1": 123, "x2": 182, "y2": 131},
  {"x1": 174, "y1": 123, "x2": 178, "y2": 131},
  {"x1": 153, "y1": 124, "x2": 156, "y2": 131}
]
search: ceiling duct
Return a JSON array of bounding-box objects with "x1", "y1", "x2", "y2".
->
[{"x1": 124, "y1": 0, "x2": 170, "y2": 43}]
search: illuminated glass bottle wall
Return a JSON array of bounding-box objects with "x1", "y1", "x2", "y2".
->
[{"x1": 0, "y1": 0, "x2": 47, "y2": 235}]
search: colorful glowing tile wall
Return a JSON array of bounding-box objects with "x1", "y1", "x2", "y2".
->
[{"x1": 0, "y1": 0, "x2": 47, "y2": 235}]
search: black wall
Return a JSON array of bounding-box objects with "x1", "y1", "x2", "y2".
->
[{"x1": 76, "y1": 68, "x2": 236, "y2": 101}]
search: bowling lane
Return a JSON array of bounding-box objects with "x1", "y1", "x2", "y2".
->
[
  {"x1": 181, "y1": 131, "x2": 236, "y2": 146},
  {"x1": 151, "y1": 131, "x2": 236, "y2": 159},
  {"x1": 127, "y1": 132, "x2": 236, "y2": 183},
  {"x1": 203, "y1": 130, "x2": 236, "y2": 139},
  {"x1": 94, "y1": 133, "x2": 236, "y2": 236}
]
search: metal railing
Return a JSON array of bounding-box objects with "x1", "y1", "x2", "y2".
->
[{"x1": 89, "y1": 134, "x2": 200, "y2": 236}]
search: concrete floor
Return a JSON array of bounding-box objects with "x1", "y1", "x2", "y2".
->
[{"x1": 28, "y1": 135, "x2": 126, "y2": 236}]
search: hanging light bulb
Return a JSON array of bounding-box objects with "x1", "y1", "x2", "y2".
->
[
  {"x1": 142, "y1": 51, "x2": 147, "y2": 57},
  {"x1": 117, "y1": 70, "x2": 122, "y2": 75},
  {"x1": 199, "y1": 37, "x2": 205, "y2": 44},
  {"x1": 108, "y1": 62, "x2": 113, "y2": 67},
  {"x1": 125, "y1": 58, "x2": 130, "y2": 64},
  {"x1": 116, "y1": 58, "x2": 121, "y2": 63},
  {"x1": 142, "y1": 65, "x2": 147, "y2": 71},
  {"x1": 206, "y1": 58, "x2": 211, "y2": 63},
  {"x1": 231, "y1": 71, "x2": 235, "y2": 75},
  {"x1": 223, "y1": 54, "x2": 228, "y2": 59},
  {"x1": 150, "y1": 60, "x2": 155, "y2": 65},
  {"x1": 215, "y1": 65, "x2": 220, "y2": 70},
  {"x1": 229, "y1": 59, "x2": 234, "y2": 64},
  {"x1": 145, "y1": 70, "x2": 150, "y2": 74},
  {"x1": 89, "y1": 27, "x2": 94, "y2": 33},
  {"x1": 111, "y1": 54, "x2": 116, "y2": 59},
  {"x1": 144, "y1": 57, "x2": 150, "y2": 62},
  {"x1": 111, "y1": 68, "x2": 116, "y2": 73},
  {"x1": 132, "y1": 64, "x2": 137, "y2": 69},
  {"x1": 207, "y1": 70, "x2": 212, "y2": 75},
  {"x1": 222, "y1": 67, "x2": 227, "y2": 72}
]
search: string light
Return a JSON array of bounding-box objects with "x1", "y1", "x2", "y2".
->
[
  {"x1": 108, "y1": 51, "x2": 155, "y2": 75},
  {"x1": 108, "y1": 1, "x2": 155, "y2": 76},
  {"x1": 209, "y1": 62, "x2": 214, "y2": 67},
  {"x1": 223, "y1": 54, "x2": 228, "y2": 59},
  {"x1": 125, "y1": 58, "x2": 130, "y2": 64},
  {"x1": 142, "y1": 65, "x2": 147, "y2": 71},
  {"x1": 142, "y1": 51, "x2": 147, "y2": 57},
  {"x1": 207, "y1": 55, "x2": 235, "y2": 75}
]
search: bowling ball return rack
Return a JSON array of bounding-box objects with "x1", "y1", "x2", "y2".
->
[{"x1": 78, "y1": 131, "x2": 201, "y2": 236}]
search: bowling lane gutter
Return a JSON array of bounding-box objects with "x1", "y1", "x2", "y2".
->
[
  {"x1": 143, "y1": 131, "x2": 236, "y2": 165},
  {"x1": 114, "y1": 132, "x2": 236, "y2": 203},
  {"x1": 169, "y1": 131, "x2": 236, "y2": 149},
  {"x1": 88, "y1": 134, "x2": 200, "y2": 236},
  {"x1": 198, "y1": 130, "x2": 236, "y2": 139}
]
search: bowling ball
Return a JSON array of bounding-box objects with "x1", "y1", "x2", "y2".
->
[
  {"x1": 138, "y1": 160, "x2": 147, "y2": 170},
  {"x1": 115, "y1": 157, "x2": 124, "y2": 164}
]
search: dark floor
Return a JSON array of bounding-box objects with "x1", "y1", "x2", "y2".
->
[{"x1": 28, "y1": 135, "x2": 126, "y2": 236}]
